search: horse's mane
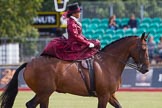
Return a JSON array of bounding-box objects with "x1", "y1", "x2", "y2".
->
[{"x1": 101, "y1": 36, "x2": 139, "y2": 51}]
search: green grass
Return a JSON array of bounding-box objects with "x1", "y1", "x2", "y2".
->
[{"x1": 5, "y1": 91, "x2": 162, "y2": 108}]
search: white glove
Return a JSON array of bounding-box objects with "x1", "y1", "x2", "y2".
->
[{"x1": 89, "y1": 43, "x2": 95, "y2": 48}]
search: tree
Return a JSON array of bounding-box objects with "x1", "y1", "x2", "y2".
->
[{"x1": 0, "y1": 0, "x2": 43, "y2": 40}]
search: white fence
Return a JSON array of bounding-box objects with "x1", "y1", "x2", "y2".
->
[
  {"x1": 0, "y1": 43, "x2": 19, "y2": 64},
  {"x1": 0, "y1": 38, "x2": 52, "y2": 65}
]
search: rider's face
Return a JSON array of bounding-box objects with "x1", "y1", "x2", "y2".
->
[{"x1": 72, "y1": 12, "x2": 81, "y2": 18}]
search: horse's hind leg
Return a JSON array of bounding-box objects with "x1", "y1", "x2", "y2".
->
[
  {"x1": 26, "y1": 95, "x2": 39, "y2": 108},
  {"x1": 109, "y1": 94, "x2": 122, "y2": 108},
  {"x1": 26, "y1": 93, "x2": 51, "y2": 108}
]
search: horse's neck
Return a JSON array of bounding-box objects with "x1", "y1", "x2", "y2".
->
[
  {"x1": 98, "y1": 38, "x2": 136, "y2": 77},
  {"x1": 101, "y1": 43, "x2": 131, "y2": 63},
  {"x1": 101, "y1": 37, "x2": 138, "y2": 61}
]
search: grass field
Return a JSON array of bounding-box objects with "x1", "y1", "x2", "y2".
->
[{"x1": 6, "y1": 91, "x2": 162, "y2": 108}]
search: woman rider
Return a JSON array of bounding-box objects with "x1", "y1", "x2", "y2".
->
[{"x1": 41, "y1": 3, "x2": 100, "y2": 60}]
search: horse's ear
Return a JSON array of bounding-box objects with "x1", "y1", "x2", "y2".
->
[
  {"x1": 145, "y1": 32, "x2": 150, "y2": 40},
  {"x1": 141, "y1": 32, "x2": 146, "y2": 41},
  {"x1": 141, "y1": 32, "x2": 149, "y2": 41}
]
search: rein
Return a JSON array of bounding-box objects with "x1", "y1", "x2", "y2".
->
[{"x1": 100, "y1": 52, "x2": 142, "y2": 71}]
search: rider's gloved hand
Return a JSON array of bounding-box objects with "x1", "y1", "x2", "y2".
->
[{"x1": 89, "y1": 43, "x2": 95, "y2": 48}]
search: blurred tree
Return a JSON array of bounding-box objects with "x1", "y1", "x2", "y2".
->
[
  {"x1": 81, "y1": 0, "x2": 162, "y2": 18},
  {"x1": 41, "y1": 0, "x2": 55, "y2": 11},
  {"x1": 0, "y1": 0, "x2": 43, "y2": 40},
  {"x1": 143, "y1": 0, "x2": 162, "y2": 18},
  {"x1": 41, "y1": 0, "x2": 111, "y2": 11},
  {"x1": 40, "y1": 0, "x2": 162, "y2": 18}
]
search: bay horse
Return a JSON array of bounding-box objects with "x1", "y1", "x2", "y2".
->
[{"x1": 0, "y1": 33, "x2": 150, "y2": 108}]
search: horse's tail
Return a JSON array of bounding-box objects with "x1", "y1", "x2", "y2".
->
[{"x1": 0, "y1": 62, "x2": 27, "y2": 108}]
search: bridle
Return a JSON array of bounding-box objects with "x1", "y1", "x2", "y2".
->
[
  {"x1": 99, "y1": 37, "x2": 149, "y2": 72},
  {"x1": 127, "y1": 39, "x2": 149, "y2": 72}
]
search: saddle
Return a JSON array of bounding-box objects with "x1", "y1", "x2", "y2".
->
[
  {"x1": 77, "y1": 57, "x2": 96, "y2": 96},
  {"x1": 81, "y1": 60, "x2": 88, "y2": 69}
]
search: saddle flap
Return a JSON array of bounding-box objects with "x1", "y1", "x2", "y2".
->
[{"x1": 81, "y1": 60, "x2": 88, "y2": 69}]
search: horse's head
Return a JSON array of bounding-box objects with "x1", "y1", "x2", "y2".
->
[{"x1": 130, "y1": 32, "x2": 150, "y2": 74}]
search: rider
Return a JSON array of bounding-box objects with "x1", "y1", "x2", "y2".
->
[{"x1": 41, "y1": 2, "x2": 100, "y2": 60}]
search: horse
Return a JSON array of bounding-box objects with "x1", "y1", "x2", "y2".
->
[{"x1": 0, "y1": 33, "x2": 150, "y2": 108}]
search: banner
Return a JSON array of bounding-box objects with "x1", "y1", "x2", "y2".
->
[
  {"x1": 0, "y1": 66, "x2": 26, "y2": 88},
  {"x1": 33, "y1": 12, "x2": 59, "y2": 28},
  {"x1": 135, "y1": 68, "x2": 153, "y2": 87},
  {"x1": 122, "y1": 68, "x2": 154, "y2": 88},
  {"x1": 121, "y1": 69, "x2": 136, "y2": 87},
  {"x1": 151, "y1": 68, "x2": 162, "y2": 87},
  {"x1": 0, "y1": 66, "x2": 162, "y2": 88}
]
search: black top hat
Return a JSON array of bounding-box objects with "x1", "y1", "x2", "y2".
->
[{"x1": 67, "y1": 3, "x2": 81, "y2": 15}]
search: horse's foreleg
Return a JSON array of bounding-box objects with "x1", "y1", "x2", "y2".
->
[
  {"x1": 39, "y1": 93, "x2": 52, "y2": 108},
  {"x1": 40, "y1": 98, "x2": 49, "y2": 108},
  {"x1": 109, "y1": 94, "x2": 122, "y2": 108},
  {"x1": 97, "y1": 94, "x2": 109, "y2": 108},
  {"x1": 26, "y1": 95, "x2": 39, "y2": 108}
]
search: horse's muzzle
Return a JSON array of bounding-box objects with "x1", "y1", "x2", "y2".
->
[{"x1": 140, "y1": 65, "x2": 149, "y2": 74}]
